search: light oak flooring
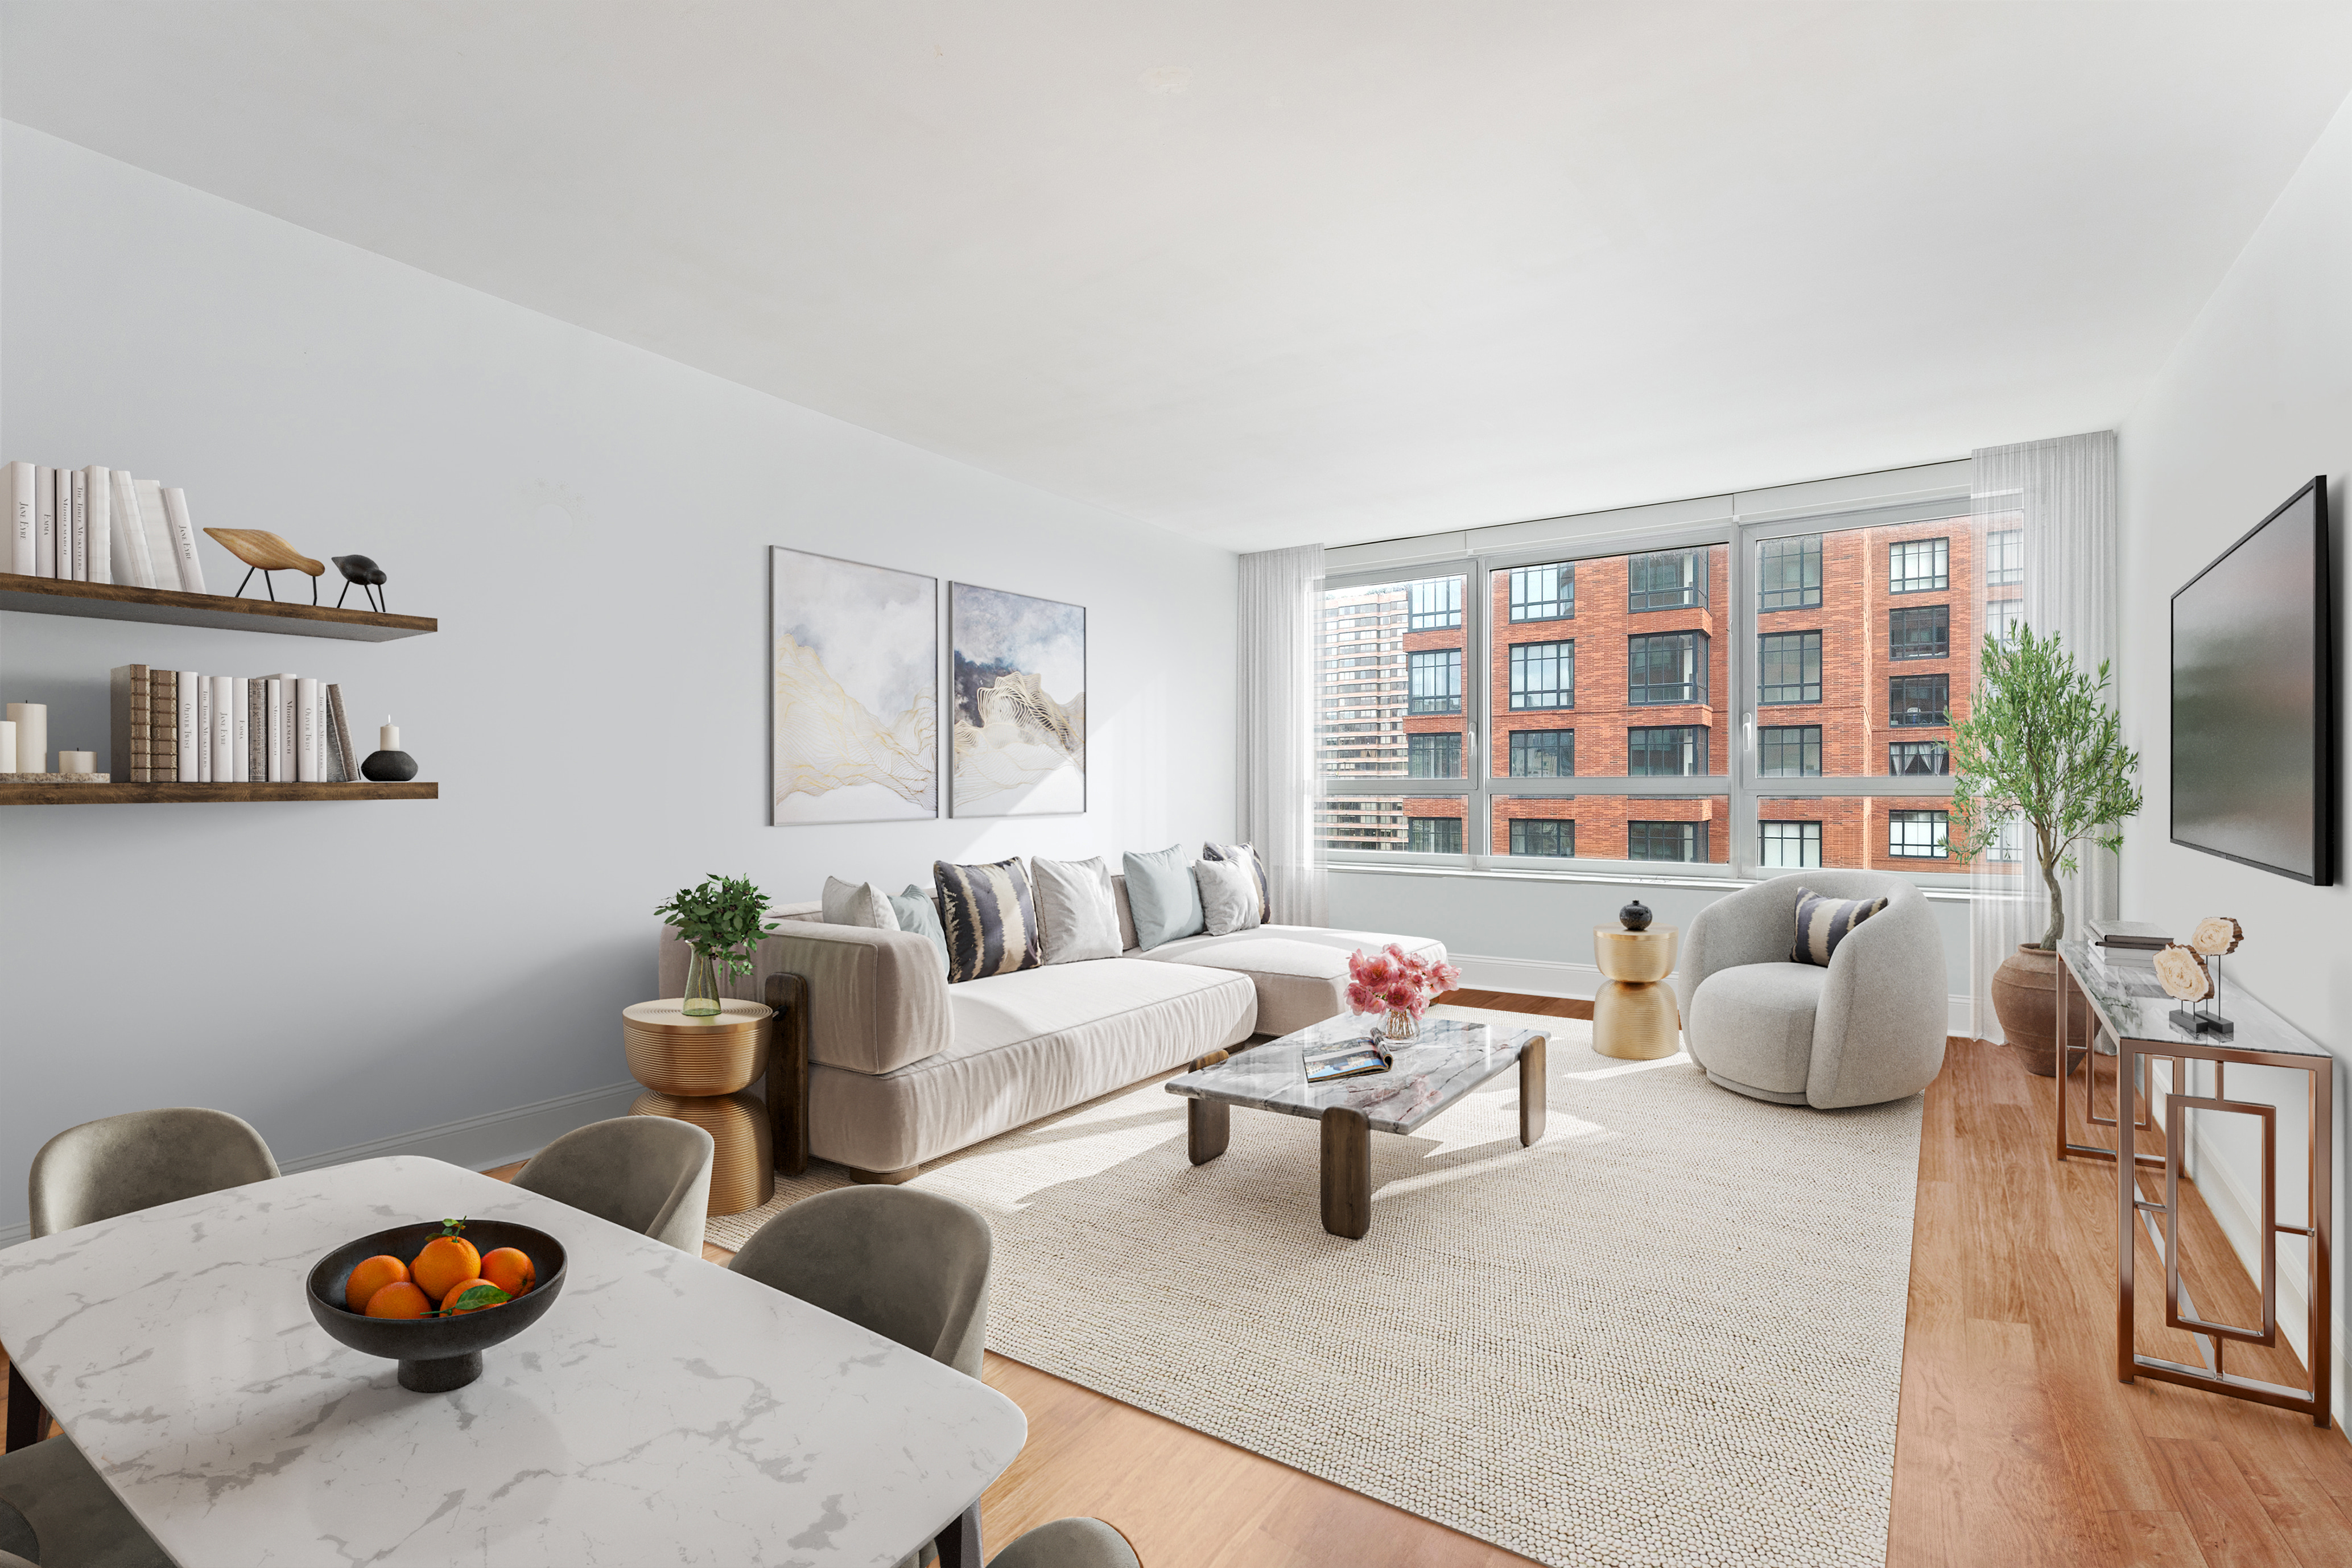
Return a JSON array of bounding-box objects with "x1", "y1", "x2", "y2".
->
[{"x1": 8, "y1": 991, "x2": 2350, "y2": 1566}]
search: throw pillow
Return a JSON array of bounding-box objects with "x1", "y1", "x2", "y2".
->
[
  {"x1": 888, "y1": 885, "x2": 951, "y2": 977},
  {"x1": 1030, "y1": 856, "x2": 1122, "y2": 964},
  {"x1": 1791, "y1": 886, "x2": 1888, "y2": 967},
  {"x1": 1123, "y1": 844, "x2": 1206, "y2": 950},
  {"x1": 1202, "y1": 841, "x2": 1271, "y2": 925},
  {"x1": 1194, "y1": 858, "x2": 1262, "y2": 936},
  {"x1": 934, "y1": 858, "x2": 1044, "y2": 983},
  {"x1": 821, "y1": 876, "x2": 893, "y2": 930}
]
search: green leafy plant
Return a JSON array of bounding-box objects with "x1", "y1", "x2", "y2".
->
[
  {"x1": 1948, "y1": 624, "x2": 2143, "y2": 951},
  {"x1": 654, "y1": 873, "x2": 780, "y2": 979}
]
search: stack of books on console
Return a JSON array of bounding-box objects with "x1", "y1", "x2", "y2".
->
[
  {"x1": 5, "y1": 462, "x2": 209, "y2": 590},
  {"x1": 2087, "y1": 917, "x2": 2169, "y2": 976},
  {"x1": 109, "y1": 666, "x2": 360, "y2": 784}
]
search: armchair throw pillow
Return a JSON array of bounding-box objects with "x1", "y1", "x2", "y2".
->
[
  {"x1": 1194, "y1": 858, "x2": 1263, "y2": 936},
  {"x1": 1202, "y1": 841, "x2": 1271, "y2": 925},
  {"x1": 1031, "y1": 856, "x2": 1122, "y2": 964},
  {"x1": 934, "y1": 858, "x2": 1044, "y2": 983},
  {"x1": 1791, "y1": 886, "x2": 1888, "y2": 967},
  {"x1": 1122, "y1": 844, "x2": 1206, "y2": 951}
]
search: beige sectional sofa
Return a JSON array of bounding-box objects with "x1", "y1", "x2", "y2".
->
[{"x1": 654, "y1": 873, "x2": 1445, "y2": 1180}]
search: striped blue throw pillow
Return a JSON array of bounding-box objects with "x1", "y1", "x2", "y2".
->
[
  {"x1": 934, "y1": 857, "x2": 1043, "y2": 984},
  {"x1": 1790, "y1": 886, "x2": 1887, "y2": 967}
]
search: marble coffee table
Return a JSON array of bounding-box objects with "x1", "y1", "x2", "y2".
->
[{"x1": 1165, "y1": 1014, "x2": 1548, "y2": 1238}]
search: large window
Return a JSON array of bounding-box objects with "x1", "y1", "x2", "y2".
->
[
  {"x1": 1889, "y1": 741, "x2": 1948, "y2": 776},
  {"x1": 1508, "y1": 818, "x2": 1573, "y2": 857},
  {"x1": 1889, "y1": 605, "x2": 1948, "y2": 660},
  {"x1": 1409, "y1": 732, "x2": 1462, "y2": 778},
  {"x1": 1628, "y1": 821, "x2": 1706, "y2": 862},
  {"x1": 1409, "y1": 649, "x2": 1462, "y2": 714},
  {"x1": 1508, "y1": 640, "x2": 1574, "y2": 710},
  {"x1": 1889, "y1": 537, "x2": 1949, "y2": 593},
  {"x1": 1628, "y1": 549, "x2": 1707, "y2": 612},
  {"x1": 1408, "y1": 816, "x2": 1464, "y2": 853},
  {"x1": 1757, "y1": 631, "x2": 1822, "y2": 704},
  {"x1": 1757, "y1": 535, "x2": 1822, "y2": 610},
  {"x1": 1508, "y1": 563, "x2": 1573, "y2": 622},
  {"x1": 1985, "y1": 529, "x2": 2023, "y2": 588},
  {"x1": 1760, "y1": 819, "x2": 1822, "y2": 868},
  {"x1": 1509, "y1": 729, "x2": 1573, "y2": 777},
  {"x1": 1628, "y1": 632, "x2": 1707, "y2": 704},
  {"x1": 1759, "y1": 725, "x2": 1821, "y2": 776},
  {"x1": 1889, "y1": 674, "x2": 1949, "y2": 727},
  {"x1": 1987, "y1": 599, "x2": 2023, "y2": 645},
  {"x1": 1628, "y1": 725, "x2": 1703, "y2": 777},
  {"x1": 1888, "y1": 810, "x2": 1948, "y2": 859},
  {"x1": 1408, "y1": 578, "x2": 1462, "y2": 630}
]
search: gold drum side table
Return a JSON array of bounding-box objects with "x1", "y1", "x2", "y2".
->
[
  {"x1": 623, "y1": 999, "x2": 775, "y2": 1216},
  {"x1": 1592, "y1": 926, "x2": 1681, "y2": 1061},
  {"x1": 627, "y1": 1090, "x2": 775, "y2": 1215}
]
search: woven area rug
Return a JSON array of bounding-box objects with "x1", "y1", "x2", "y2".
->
[{"x1": 709, "y1": 1007, "x2": 1924, "y2": 1567}]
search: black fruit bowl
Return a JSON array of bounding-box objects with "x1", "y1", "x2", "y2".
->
[{"x1": 306, "y1": 1220, "x2": 567, "y2": 1392}]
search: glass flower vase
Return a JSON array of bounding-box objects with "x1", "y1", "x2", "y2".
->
[
  {"x1": 1384, "y1": 1006, "x2": 1419, "y2": 1042},
  {"x1": 682, "y1": 950, "x2": 723, "y2": 1018}
]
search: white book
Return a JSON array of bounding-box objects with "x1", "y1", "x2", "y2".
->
[
  {"x1": 35, "y1": 467, "x2": 56, "y2": 577},
  {"x1": 82, "y1": 466, "x2": 112, "y2": 585},
  {"x1": 177, "y1": 670, "x2": 200, "y2": 781},
  {"x1": 275, "y1": 673, "x2": 298, "y2": 783},
  {"x1": 3, "y1": 461, "x2": 32, "y2": 575},
  {"x1": 135, "y1": 480, "x2": 175, "y2": 589},
  {"x1": 232, "y1": 676, "x2": 250, "y2": 782},
  {"x1": 160, "y1": 486, "x2": 206, "y2": 594},
  {"x1": 265, "y1": 677, "x2": 286, "y2": 781},
  {"x1": 296, "y1": 678, "x2": 321, "y2": 782},
  {"x1": 197, "y1": 674, "x2": 214, "y2": 782},
  {"x1": 110, "y1": 471, "x2": 156, "y2": 589},
  {"x1": 211, "y1": 676, "x2": 235, "y2": 783},
  {"x1": 70, "y1": 469, "x2": 88, "y2": 581}
]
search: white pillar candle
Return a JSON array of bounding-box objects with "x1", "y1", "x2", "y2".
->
[
  {"x1": 0, "y1": 720, "x2": 14, "y2": 774},
  {"x1": 381, "y1": 716, "x2": 399, "y2": 752},
  {"x1": 5, "y1": 702, "x2": 44, "y2": 775},
  {"x1": 59, "y1": 750, "x2": 94, "y2": 774}
]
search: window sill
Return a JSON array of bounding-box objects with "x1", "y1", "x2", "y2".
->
[{"x1": 1326, "y1": 858, "x2": 2009, "y2": 902}]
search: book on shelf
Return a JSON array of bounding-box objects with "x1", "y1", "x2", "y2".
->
[
  {"x1": 1304, "y1": 1040, "x2": 1397, "y2": 1084},
  {"x1": 109, "y1": 665, "x2": 148, "y2": 782},
  {"x1": 110, "y1": 469, "x2": 156, "y2": 590},
  {"x1": 177, "y1": 669, "x2": 200, "y2": 782},
  {"x1": 35, "y1": 466, "x2": 56, "y2": 577},
  {"x1": 70, "y1": 468, "x2": 88, "y2": 582},
  {"x1": 134, "y1": 480, "x2": 175, "y2": 589},
  {"x1": 5, "y1": 461, "x2": 32, "y2": 576},
  {"x1": 231, "y1": 676, "x2": 250, "y2": 782},
  {"x1": 82, "y1": 465, "x2": 111, "y2": 586},
  {"x1": 296, "y1": 678, "x2": 321, "y2": 782},
  {"x1": 325, "y1": 683, "x2": 356, "y2": 783},
  {"x1": 246, "y1": 679, "x2": 266, "y2": 781},
  {"x1": 148, "y1": 670, "x2": 178, "y2": 784},
  {"x1": 160, "y1": 488, "x2": 205, "y2": 594}
]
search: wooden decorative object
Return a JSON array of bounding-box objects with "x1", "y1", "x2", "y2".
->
[
  {"x1": 1319, "y1": 1107, "x2": 1372, "y2": 1240},
  {"x1": 764, "y1": 972, "x2": 812, "y2": 1179},
  {"x1": 0, "y1": 781, "x2": 435, "y2": 804},
  {"x1": 205, "y1": 529, "x2": 325, "y2": 604},
  {"x1": 622, "y1": 1000, "x2": 771, "y2": 1096},
  {"x1": 2153, "y1": 944, "x2": 2213, "y2": 1002},
  {"x1": 626, "y1": 1090, "x2": 774, "y2": 1215},
  {"x1": 0, "y1": 575, "x2": 435, "y2": 641},
  {"x1": 2190, "y1": 916, "x2": 2244, "y2": 957}
]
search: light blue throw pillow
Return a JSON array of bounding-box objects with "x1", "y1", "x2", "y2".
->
[
  {"x1": 1122, "y1": 844, "x2": 1205, "y2": 950},
  {"x1": 889, "y1": 885, "x2": 952, "y2": 977}
]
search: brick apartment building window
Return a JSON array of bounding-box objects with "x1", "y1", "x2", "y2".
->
[
  {"x1": 1628, "y1": 725, "x2": 1703, "y2": 776},
  {"x1": 1757, "y1": 535, "x2": 1823, "y2": 610},
  {"x1": 1889, "y1": 674, "x2": 1949, "y2": 727},
  {"x1": 1508, "y1": 640, "x2": 1574, "y2": 709},
  {"x1": 1985, "y1": 529, "x2": 2024, "y2": 588},
  {"x1": 1889, "y1": 538, "x2": 1949, "y2": 593},
  {"x1": 1628, "y1": 549, "x2": 1708, "y2": 612},
  {"x1": 1508, "y1": 563, "x2": 1573, "y2": 622},
  {"x1": 1889, "y1": 740, "x2": 1949, "y2": 775},
  {"x1": 1408, "y1": 816, "x2": 1464, "y2": 853},
  {"x1": 1408, "y1": 578, "x2": 1462, "y2": 630},
  {"x1": 1759, "y1": 724, "x2": 1821, "y2": 775},
  {"x1": 1757, "y1": 630, "x2": 1822, "y2": 704},
  {"x1": 1509, "y1": 729, "x2": 1573, "y2": 776},
  {"x1": 1509, "y1": 818, "x2": 1573, "y2": 857},
  {"x1": 1408, "y1": 732, "x2": 1462, "y2": 777},
  {"x1": 1889, "y1": 605, "x2": 1949, "y2": 659},
  {"x1": 1888, "y1": 809, "x2": 1949, "y2": 859},
  {"x1": 1988, "y1": 599, "x2": 2023, "y2": 644},
  {"x1": 1408, "y1": 649, "x2": 1462, "y2": 714},
  {"x1": 1628, "y1": 821, "x2": 1706, "y2": 861},
  {"x1": 1759, "y1": 820, "x2": 1822, "y2": 868},
  {"x1": 1628, "y1": 631, "x2": 1707, "y2": 704}
]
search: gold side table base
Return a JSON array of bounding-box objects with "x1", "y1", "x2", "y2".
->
[
  {"x1": 1592, "y1": 980, "x2": 1681, "y2": 1060},
  {"x1": 629, "y1": 1090, "x2": 775, "y2": 1215}
]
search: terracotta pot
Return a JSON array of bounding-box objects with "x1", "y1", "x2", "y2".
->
[{"x1": 1990, "y1": 943, "x2": 2097, "y2": 1077}]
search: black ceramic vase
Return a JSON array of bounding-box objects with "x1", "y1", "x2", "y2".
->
[
  {"x1": 1619, "y1": 899, "x2": 1653, "y2": 931},
  {"x1": 361, "y1": 749, "x2": 419, "y2": 782}
]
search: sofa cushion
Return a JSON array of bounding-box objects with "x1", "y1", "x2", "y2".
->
[
  {"x1": 822, "y1": 876, "x2": 893, "y2": 929},
  {"x1": 1141, "y1": 926, "x2": 1448, "y2": 1038},
  {"x1": 1201, "y1": 841, "x2": 1271, "y2": 925},
  {"x1": 1123, "y1": 844, "x2": 1205, "y2": 950},
  {"x1": 1790, "y1": 886, "x2": 1887, "y2": 967},
  {"x1": 1688, "y1": 961, "x2": 1825, "y2": 1096},
  {"x1": 888, "y1": 885, "x2": 951, "y2": 977},
  {"x1": 935, "y1": 857, "x2": 1044, "y2": 983},
  {"x1": 1192, "y1": 858, "x2": 1262, "y2": 936},
  {"x1": 1031, "y1": 855, "x2": 1122, "y2": 964}
]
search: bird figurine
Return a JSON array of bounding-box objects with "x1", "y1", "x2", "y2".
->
[
  {"x1": 332, "y1": 555, "x2": 390, "y2": 613},
  {"x1": 205, "y1": 530, "x2": 325, "y2": 604}
]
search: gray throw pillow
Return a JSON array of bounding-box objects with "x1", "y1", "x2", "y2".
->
[
  {"x1": 1122, "y1": 844, "x2": 1205, "y2": 950},
  {"x1": 822, "y1": 876, "x2": 893, "y2": 930},
  {"x1": 1791, "y1": 886, "x2": 1887, "y2": 967},
  {"x1": 1201, "y1": 842, "x2": 1271, "y2": 925},
  {"x1": 934, "y1": 857, "x2": 1045, "y2": 983},
  {"x1": 888, "y1": 886, "x2": 951, "y2": 977},
  {"x1": 1194, "y1": 858, "x2": 1262, "y2": 936},
  {"x1": 1031, "y1": 856, "x2": 1122, "y2": 964}
]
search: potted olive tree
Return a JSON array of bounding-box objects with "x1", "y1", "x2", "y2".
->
[{"x1": 1948, "y1": 625, "x2": 2143, "y2": 1076}]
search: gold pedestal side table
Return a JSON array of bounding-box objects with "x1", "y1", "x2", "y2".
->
[
  {"x1": 1592, "y1": 926, "x2": 1681, "y2": 1060},
  {"x1": 622, "y1": 999, "x2": 775, "y2": 1215}
]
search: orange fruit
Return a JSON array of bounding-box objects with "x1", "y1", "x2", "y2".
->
[
  {"x1": 411, "y1": 1235, "x2": 481, "y2": 1304},
  {"x1": 480, "y1": 1248, "x2": 535, "y2": 1298},
  {"x1": 345, "y1": 1255, "x2": 410, "y2": 1314},
  {"x1": 364, "y1": 1281, "x2": 431, "y2": 1319},
  {"x1": 439, "y1": 1278, "x2": 510, "y2": 1315}
]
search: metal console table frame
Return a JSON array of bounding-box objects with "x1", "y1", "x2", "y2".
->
[{"x1": 2054, "y1": 939, "x2": 2334, "y2": 1426}]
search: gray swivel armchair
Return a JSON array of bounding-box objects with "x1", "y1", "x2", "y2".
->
[{"x1": 1675, "y1": 869, "x2": 1947, "y2": 1109}]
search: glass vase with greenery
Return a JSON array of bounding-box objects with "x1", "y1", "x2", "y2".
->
[{"x1": 654, "y1": 874, "x2": 781, "y2": 1017}]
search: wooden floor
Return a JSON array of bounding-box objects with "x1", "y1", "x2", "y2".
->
[{"x1": 9, "y1": 992, "x2": 2350, "y2": 1565}]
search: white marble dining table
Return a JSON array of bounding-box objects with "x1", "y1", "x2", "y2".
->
[{"x1": 0, "y1": 1155, "x2": 1026, "y2": 1566}]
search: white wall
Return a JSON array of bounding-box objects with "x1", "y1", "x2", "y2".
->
[
  {"x1": 0, "y1": 124, "x2": 1236, "y2": 1237},
  {"x1": 2116, "y1": 92, "x2": 2352, "y2": 1414}
]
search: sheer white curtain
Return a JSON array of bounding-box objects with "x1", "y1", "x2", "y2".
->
[
  {"x1": 1967, "y1": 431, "x2": 2119, "y2": 1039},
  {"x1": 1237, "y1": 544, "x2": 1327, "y2": 927}
]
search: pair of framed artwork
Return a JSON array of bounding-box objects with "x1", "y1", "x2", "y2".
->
[{"x1": 770, "y1": 545, "x2": 1086, "y2": 823}]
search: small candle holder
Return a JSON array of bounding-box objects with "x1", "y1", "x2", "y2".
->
[{"x1": 360, "y1": 749, "x2": 418, "y2": 782}]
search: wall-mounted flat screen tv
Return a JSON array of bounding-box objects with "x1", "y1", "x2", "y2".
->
[{"x1": 2171, "y1": 476, "x2": 2336, "y2": 884}]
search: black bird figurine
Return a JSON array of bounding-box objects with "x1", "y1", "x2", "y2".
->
[{"x1": 333, "y1": 555, "x2": 390, "y2": 613}]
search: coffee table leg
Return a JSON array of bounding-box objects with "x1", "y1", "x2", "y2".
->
[
  {"x1": 1520, "y1": 1035, "x2": 1547, "y2": 1146},
  {"x1": 1320, "y1": 1107, "x2": 1371, "y2": 1239},
  {"x1": 1187, "y1": 1098, "x2": 1230, "y2": 1166}
]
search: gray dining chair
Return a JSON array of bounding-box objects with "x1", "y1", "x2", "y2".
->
[
  {"x1": 0, "y1": 1427, "x2": 172, "y2": 1567},
  {"x1": 512, "y1": 1117, "x2": 715, "y2": 1255},
  {"x1": 990, "y1": 1517, "x2": 1141, "y2": 1567}
]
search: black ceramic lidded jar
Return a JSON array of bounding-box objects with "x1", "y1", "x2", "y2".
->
[{"x1": 1619, "y1": 899, "x2": 1653, "y2": 932}]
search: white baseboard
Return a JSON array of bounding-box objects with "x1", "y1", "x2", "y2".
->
[
  {"x1": 0, "y1": 1081, "x2": 642, "y2": 1251},
  {"x1": 1449, "y1": 951, "x2": 1975, "y2": 1035}
]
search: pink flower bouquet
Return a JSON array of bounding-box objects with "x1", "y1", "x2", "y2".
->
[{"x1": 1346, "y1": 944, "x2": 1462, "y2": 1038}]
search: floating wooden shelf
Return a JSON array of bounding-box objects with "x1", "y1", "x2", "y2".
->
[
  {"x1": 0, "y1": 575, "x2": 435, "y2": 642},
  {"x1": 0, "y1": 781, "x2": 438, "y2": 805}
]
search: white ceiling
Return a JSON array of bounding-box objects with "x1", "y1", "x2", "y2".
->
[{"x1": 6, "y1": 2, "x2": 2352, "y2": 552}]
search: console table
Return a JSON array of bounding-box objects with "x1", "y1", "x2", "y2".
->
[{"x1": 2053, "y1": 939, "x2": 2334, "y2": 1426}]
